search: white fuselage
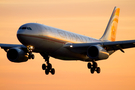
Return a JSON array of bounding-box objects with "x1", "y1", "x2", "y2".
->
[{"x1": 17, "y1": 23, "x2": 101, "y2": 61}]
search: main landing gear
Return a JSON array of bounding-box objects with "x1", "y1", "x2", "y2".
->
[
  {"x1": 87, "y1": 61, "x2": 101, "y2": 74},
  {"x1": 41, "y1": 54, "x2": 55, "y2": 75}
]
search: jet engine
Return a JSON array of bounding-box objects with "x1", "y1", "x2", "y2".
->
[
  {"x1": 87, "y1": 45, "x2": 109, "y2": 60},
  {"x1": 7, "y1": 48, "x2": 28, "y2": 62}
]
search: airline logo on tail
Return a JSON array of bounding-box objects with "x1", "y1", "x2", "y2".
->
[
  {"x1": 110, "y1": 7, "x2": 120, "y2": 41},
  {"x1": 100, "y1": 7, "x2": 120, "y2": 42}
]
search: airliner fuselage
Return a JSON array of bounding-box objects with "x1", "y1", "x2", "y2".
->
[{"x1": 17, "y1": 23, "x2": 101, "y2": 61}]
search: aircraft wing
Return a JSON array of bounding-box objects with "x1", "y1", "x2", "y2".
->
[
  {"x1": 102, "y1": 40, "x2": 135, "y2": 51},
  {"x1": 0, "y1": 43, "x2": 26, "y2": 51},
  {"x1": 64, "y1": 40, "x2": 135, "y2": 53}
]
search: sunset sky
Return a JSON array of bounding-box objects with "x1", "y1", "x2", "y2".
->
[{"x1": 0, "y1": 0, "x2": 135, "y2": 90}]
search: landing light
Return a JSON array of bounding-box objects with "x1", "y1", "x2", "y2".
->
[
  {"x1": 27, "y1": 45, "x2": 34, "y2": 51},
  {"x1": 70, "y1": 45, "x2": 73, "y2": 48},
  {"x1": 30, "y1": 46, "x2": 34, "y2": 50}
]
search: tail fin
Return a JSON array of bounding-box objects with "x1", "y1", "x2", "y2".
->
[{"x1": 100, "y1": 6, "x2": 120, "y2": 41}]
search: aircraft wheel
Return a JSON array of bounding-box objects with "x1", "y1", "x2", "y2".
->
[
  {"x1": 28, "y1": 54, "x2": 35, "y2": 59},
  {"x1": 48, "y1": 63, "x2": 52, "y2": 70},
  {"x1": 45, "y1": 69, "x2": 49, "y2": 75},
  {"x1": 31, "y1": 54, "x2": 35, "y2": 59},
  {"x1": 90, "y1": 68, "x2": 95, "y2": 74},
  {"x1": 51, "y1": 68, "x2": 55, "y2": 75},
  {"x1": 96, "y1": 67, "x2": 101, "y2": 74},
  {"x1": 42, "y1": 64, "x2": 46, "y2": 70},
  {"x1": 28, "y1": 55, "x2": 31, "y2": 59},
  {"x1": 87, "y1": 63, "x2": 91, "y2": 69},
  {"x1": 93, "y1": 62, "x2": 98, "y2": 68}
]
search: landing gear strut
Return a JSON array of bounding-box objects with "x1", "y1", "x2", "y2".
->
[
  {"x1": 87, "y1": 61, "x2": 101, "y2": 74},
  {"x1": 41, "y1": 53, "x2": 55, "y2": 75}
]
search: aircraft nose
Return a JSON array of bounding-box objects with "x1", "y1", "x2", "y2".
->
[
  {"x1": 17, "y1": 25, "x2": 34, "y2": 37},
  {"x1": 17, "y1": 26, "x2": 29, "y2": 44}
]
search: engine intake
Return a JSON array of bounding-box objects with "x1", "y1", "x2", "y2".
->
[
  {"x1": 87, "y1": 45, "x2": 109, "y2": 60},
  {"x1": 7, "y1": 48, "x2": 28, "y2": 63}
]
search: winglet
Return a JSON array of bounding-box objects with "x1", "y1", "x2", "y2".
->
[{"x1": 100, "y1": 7, "x2": 120, "y2": 42}]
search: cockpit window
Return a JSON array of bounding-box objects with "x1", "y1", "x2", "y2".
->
[
  {"x1": 22, "y1": 27, "x2": 27, "y2": 29},
  {"x1": 27, "y1": 27, "x2": 32, "y2": 30},
  {"x1": 19, "y1": 27, "x2": 32, "y2": 30}
]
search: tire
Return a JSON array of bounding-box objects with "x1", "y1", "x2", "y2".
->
[
  {"x1": 45, "y1": 69, "x2": 49, "y2": 75},
  {"x1": 28, "y1": 55, "x2": 31, "y2": 59},
  {"x1": 87, "y1": 63, "x2": 91, "y2": 69},
  {"x1": 42, "y1": 64, "x2": 46, "y2": 70},
  {"x1": 93, "y1": 62, "x2": 97, "y2": 68},
  {"x1": 31, "y1": 54, "x2": 35, "y2": 59},
  {"x1": 90, "y1": 68, "x2": 95, "y2": 74},
  {"x1": 96, "y1": 67, "x2": 101, "y2": 74},
  {"x1": 51, "y1": 68, "x2": 55, "y2": 75},
  {"x1": 48, "y1": 63, "x2": 52, "y2": 70}
]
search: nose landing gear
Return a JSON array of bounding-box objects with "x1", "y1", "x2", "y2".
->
[{"x1": 27, "y1": 45, "x2": 35, "y2": 59}]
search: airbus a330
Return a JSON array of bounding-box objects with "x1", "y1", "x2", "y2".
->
[{"x1": 1, "y1": 7, "x2": 135, "y2": 75}]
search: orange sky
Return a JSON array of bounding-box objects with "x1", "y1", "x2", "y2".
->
[{"x1": 0, "y1": 0, "x2": 135, "y2": 90}]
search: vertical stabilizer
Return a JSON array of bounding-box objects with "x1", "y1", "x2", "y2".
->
[{"x1": 100, "y1": 7, "x2": 120, "y2": 41}]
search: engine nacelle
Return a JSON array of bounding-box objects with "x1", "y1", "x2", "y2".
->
[
  {"x1": 7, "y1": 48, "x2": 28, "y2": 63},
  {"x1": 87, "y1": 45, "x2": 109, "y2": 60}
]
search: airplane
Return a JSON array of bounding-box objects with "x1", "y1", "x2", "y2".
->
[{"x1": 0, "y1": 6, "x2": 135, "y2": 75}]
